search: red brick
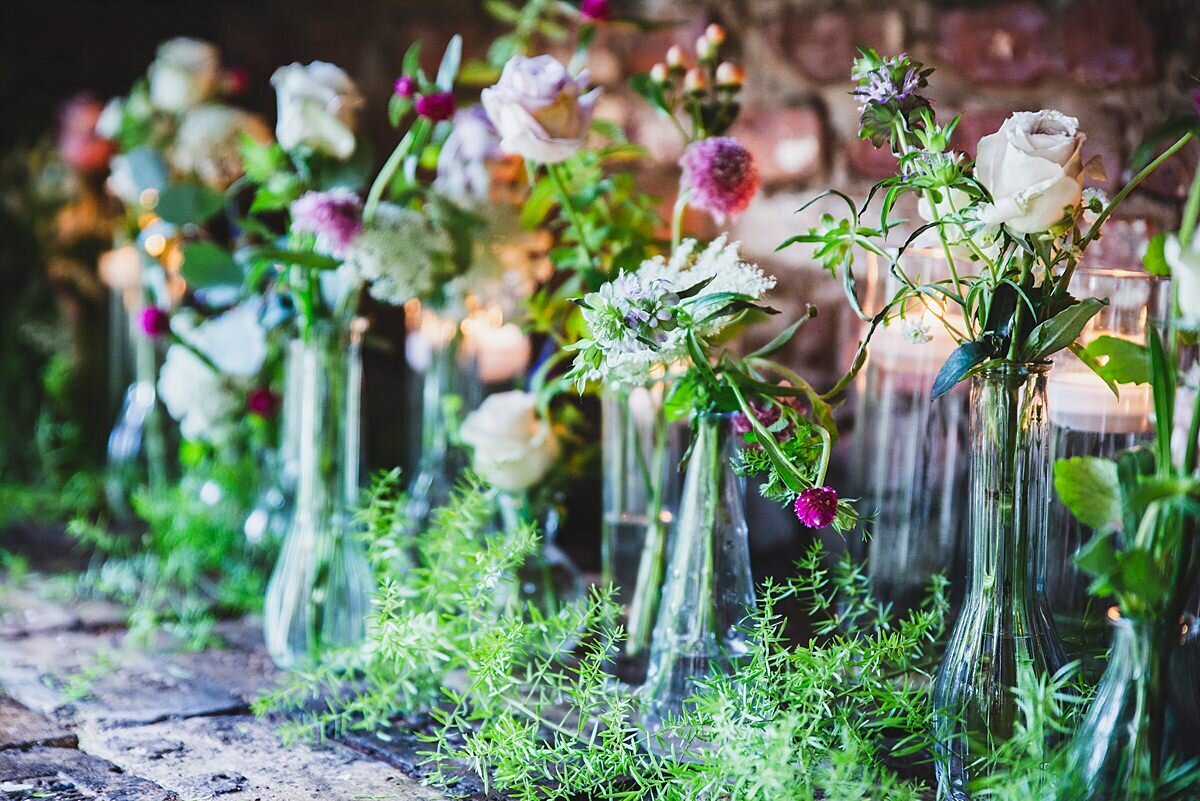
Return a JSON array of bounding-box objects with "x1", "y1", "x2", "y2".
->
[
  {"x1": 937, "y1": 2, "x2": 1061, "y2": 85},
  {"x1": 735, "y1": 105, "x2": 826, "y2": 184},
  {"x1": 845, "y1": 136, "x2": 899, "y2": 181},
  {"x1": 778, "y1": 9, "x2": 903, "y2": 84},
  {"x1": 1061, "y1": 0, "x2": 1156, "y2": 86}
]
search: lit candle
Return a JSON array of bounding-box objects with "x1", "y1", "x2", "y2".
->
[{"x1": 461, "y1": 307, "x2": 531, "y2": 384}]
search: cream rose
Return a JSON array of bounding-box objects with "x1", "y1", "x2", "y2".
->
[
  {"x1": 270, "y1": 61, "x2": 364, "y2": 160},
  {"x1": 170, "y1": 104, "x2": 272, "y2": 188},
  {"x1": 975, "y1": 110, "x2": 1086, "y2": 235},
  {"x1": 459, "y1": 391, "x2": 559, "y2": 493},
  {"x1": 481, "y1": 54, "x2": 599, "y2": 164},
  {"x1": 148, "y1": 38, "x2": 221, "y2": 113},
  {"x1": 1166, "y1": 234, "x2": 1200, "y2": 328}
]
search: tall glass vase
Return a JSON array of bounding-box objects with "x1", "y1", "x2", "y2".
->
[
  {"x1": 601, "y1": 382, "x2": 685, "y2": 677},
  {"x1": 403, "y1": 306, "x2": 479, "y2": 535},
  {"x1": 1060, "y1": 617, "x2": 1177, "y2": 801},
  {"x1": 642, "y1": 412, "x2": 754, "y2": 727},
  {"x1": 496, "y1": 492, "x2": 584, "y2": 618},
  {"x1": 932, "y1": 364, "x2": 1066, "y2": 799},
  {"x1": 263, "y1": 322, "x2": 374, "y2": 668}
]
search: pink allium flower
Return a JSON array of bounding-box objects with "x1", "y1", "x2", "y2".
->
[
  {"x1": 289, "y1": 188, "x2": 364, "y2": 258},
  {"x1": 138, "y1": 306, "x2": 171, "y2": 339},
  {"x1": 394, "y1": 75, "x2": 416, "y2": 97},
  {"x1": 678, "y1": 136, "x2": 760, "y2": 223},
  {"x1": 794, "y1": 486, "x2": 838, "y2": 529},
  {"x1": 580, "y1": 0, "x2": 611, "y2": 21},
  {"x1": 415, "y1": 91, "x2": 456, "y2": 121},
  {"x1": 246, "y1": 387, "x2": 280, "y2": 418}
]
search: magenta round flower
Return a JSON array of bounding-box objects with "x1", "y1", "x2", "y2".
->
[
  {"x1": 246, "y1": 387, "x2": 279, "y2": 418},
  {"x1": 415, "y1": 91, "x2": 456, "y2": 122},
  {"x1": 794, "y1": 486, "x2": 838, "y2": 529},
  {"x1": 394, "y1": 75, "x2": 416, "y2": 97},
  {"x1": 138, "y1": 306, "x2": 170, "y2": 339},
  {"x1": 678, "y1": 136, "x2": 760, "y2": 223},
  {"x1": 580, "y1": 0, "x2": 611, "y2": 21},
  {"x1": 289, "y1": 188, "x2": 364, "y2": 258}
]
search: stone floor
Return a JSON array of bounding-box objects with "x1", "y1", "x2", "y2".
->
[{"x1": 0, "y1": 574, "x2": 462, "y2": 801}]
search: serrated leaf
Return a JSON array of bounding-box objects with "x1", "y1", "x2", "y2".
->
[
  {"x1": 180, "y1": 241, "x2": 241, "y2": 288},
  {"x1": 1021, "y1": 297, "x2": 1107, "y2": 362},
  {"x1": 1053, "y1": 456, "x2": 1120, "y2": 531}
]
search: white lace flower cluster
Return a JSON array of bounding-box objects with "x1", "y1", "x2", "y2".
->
[
  {"x1": 344, "y1": 202, "x2": 454, "y2": 307},
  {"x1": 571, "y1": 236, "x2": 776, "y2": 387}
]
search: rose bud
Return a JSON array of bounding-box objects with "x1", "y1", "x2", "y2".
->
[
  {"x1": 716, "y1": 61, "x2": 745, "y2": 88},
  {"x1": 705, "y1": 23, "x2": 727, "y2": 45},
  {"x1": 650, "y1": 63, "x2": 670, "y2": 84},
  {"x1": 684, "y1": 67, "x2": 708, "y2": 94},
  {"x1": 695, "y1": 35, "x2": 716, "y2": 62},
  {"x1": 666, "y1": 45, "x2": 687, "y2": 71}
]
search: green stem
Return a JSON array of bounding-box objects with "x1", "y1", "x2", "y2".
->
[
  {"x1": 547, "y1": 162, "x2": 598, "y2": 271},
  {"x1": 625, "y1": 401, "x2": 670, "y2": 658},
  {"x1": 1180, "y1": 158, "x2": 1200, "y2": 249},
  {"x1": 363, "y1": 117, "x2": 432, "y2": 224}
]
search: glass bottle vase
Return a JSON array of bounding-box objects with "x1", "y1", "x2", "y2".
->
[
  {"x1": 496, "y1": 492, "x2": 584, "y2": 619},
  {"x1": 641, "y1": 412, "x2": 754, "y2": 727},
  {"x1": 402, "y1": 307, "x2": 479, "y2": 536},
  {"x1": 263, "y1": 323, "x2": 374, "y2": 668},
  {"x1": 1059, "y1": 617, "x2": 1178, "y2": 801},
  {"x1": 932, "y1": 364, "x2": 1066, "y2": 799},
  {"x1": 601, "y1": 382, "x2": 685, "y2": 676}
]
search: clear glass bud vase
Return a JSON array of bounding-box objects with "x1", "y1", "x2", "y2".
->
[
  {"x1": 497, "y1": 492, "x2": 584, "y2": 619},
  {"x1": 403, "y1": 306, "x2": 479, "y2": 535},
  {"x1": 263, "y1": 322, "x2": 374, "y2": 668},
  {"x1": 1060, "y1": 616, "x2": 1176, "y2": 801},
  {"x1": 642, "y1": 412, "x2": 754, "y2": 727},
  {"x1": 601, "y1": 382, "x2": 685, "y2": 676},
  {"x1": 933, "y1": 364, "x2": 1066, "y2": 799}
]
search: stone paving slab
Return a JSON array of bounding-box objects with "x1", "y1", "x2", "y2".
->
[
  {"x1": 0, "y1": 579, "x2": 126, "y2": 640},
  {"x1": 0, "y1": 746, "x2": 178, "y2": 801},
  {"x1": 0, "y1": 696, "x2": 76, "y2": 751}
]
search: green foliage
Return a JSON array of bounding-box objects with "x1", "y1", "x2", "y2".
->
[{"x1": 1053, "y1": 457, "x2": 1121, "y2": 532}]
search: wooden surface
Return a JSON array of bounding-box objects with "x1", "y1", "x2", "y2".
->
[{"x1": 0, "y1": 574, "x2": 454, "y2": 801}]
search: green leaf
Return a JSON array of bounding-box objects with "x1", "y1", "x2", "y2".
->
[
  {"x1": 240, "y1": 135, "x2": 285, "y2": 183},
  {"x1": 1021, "y1": 297, "x2": 1107, "y2": 362},
  {"x1": 240, "y1": 245, "x2": 340, "y2": 271},
  {"x1": 1073, "y1": 529, "x2": 1121, "y2": 593},
  {"x1": 388, "y1": 95, "x2": 413, "y2": 128},
  {"x1": 1079, "y1": 335, "x2": 1150, "y2": 385},
  {"x1": 180, "y1": 242, "x2": 242, "y2": 288},
  {"x1": 747, "y1": 309, "x2": 817, "y2": 359},
  {"x1": 1143, "y1": 233, "x2": 1170, "y2": 276},
  {"x1": 1053, "y1": 456, "x2": 1121, "y2": 531},
  {"x1": 154, "y1": 183, "x2": 225, "y2": 225},
  {"x1": 931, "y1": 340, "x2": 992, "y2": 399},
  {"x1": 401, "y1": 41, "x2": 423, "y2": 76}
]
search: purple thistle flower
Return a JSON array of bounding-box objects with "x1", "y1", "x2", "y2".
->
[
  {"x1": 415, "y1": 91, "x2": 456, "y2": 122},
  {"x1": 794, "y1": 486, "x2": 839, "y2": 529},
  {"x1": 679, "y1": 136, "x2": 760, "y2": 224},
  {"x1": 290, "y1": 188, "x2": 364, "y2": 258},
  {"x1": 138, "y1": 306, "x2": 170, "y2": 339}
]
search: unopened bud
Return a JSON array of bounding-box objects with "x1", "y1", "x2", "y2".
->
[
  {"x1": 666, "y1": 45, "x2": 687, "y2": 70},
  {"x1": 650, "y1": 63, "x2": 670, "y2": 84},
  {"x1": 705, "y1": 23, "x2": 727, "y2": 46},
  {"x1": 695, "y1": 36, "x2": 716, "y2": 62},
  {"x1": 715, "y1": 61, "x2": 744, "y2": 88},
  {"x1": 684, "y1": 67, "x2": 708, "y2": 94}
]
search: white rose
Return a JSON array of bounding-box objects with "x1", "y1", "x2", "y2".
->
[
  {"x1": 975, "y1": 110, "x2": 1086, "y2": 235},
  {"x1": 459, "y1": 391, "x2": 559, "y2": 493},
  {"x1": 148, "y1": 38, "x2": 221, "y2": 113},
  {"x1": 481, "y1": 54, "x2": 600, "y2": 164},
  {"x1": 158, "y1": 301, "x2": 268, "y2": 442},
  {"x1": 170, "y1": 104, "x2": 272, "y2": 188},
  {"x1": 270, "y1": 61, "x2": 364, "y2": 160},
  {"x1": 1165, "y1": 234, "x2": 1200, "y2": 329}
]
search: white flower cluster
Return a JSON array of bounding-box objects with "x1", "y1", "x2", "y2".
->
[
  {"x1": 345, "y1": 202, "x2": 454, "y2": 307},
  {"x1": 573, "y1": 236, "x2": 775, "y2": 387}
]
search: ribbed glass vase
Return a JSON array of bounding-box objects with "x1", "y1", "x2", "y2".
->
[
  {"x1": 641, "y1": 411, "x2": 754, "y2": 728},
  {"x1": 601, "y1": 381, "x2": 685, "y2": 677},
  {"x1": 263, "y1": 322, "x2": 374, "y2": 668},
  {"x1": 932, "y1": 364, "x2": 1066, "y2": 799}
]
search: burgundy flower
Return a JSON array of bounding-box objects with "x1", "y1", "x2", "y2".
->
[
  {"x1": 138, "y1": 306, "x2": 171, "y2": 338},
  {"x1": 794, "y1": 486, "x2": 839, "y2": 529},
  {"x1": 415, "y1": 91, "x2": 456, "y2": 121},
  {"x1": 678, "y1": 136, "x2": 760, "y2": 224},
  {"x1": 580, "y1": 0, "x2": 611, "y2": 21},
  {"x1": 223, "y1": 66, "x2": 250, "y2": 95},
  {"x1": 246, "y1": 387, "x2": 280, "y2": 418},
  {"x1": 732, "y1": 388, "x2": 796, "y2": 442},
  {"x1": 394, "y1": 75, "x2": 416, "y2": 98}
]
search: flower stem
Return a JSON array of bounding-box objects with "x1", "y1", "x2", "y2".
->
[
  {"x1": 547, "y1": 162, "x2": 599, "y2": 271},
  {"x1": 363, "y1": 117, "x2": 432, "y2": 224}
]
